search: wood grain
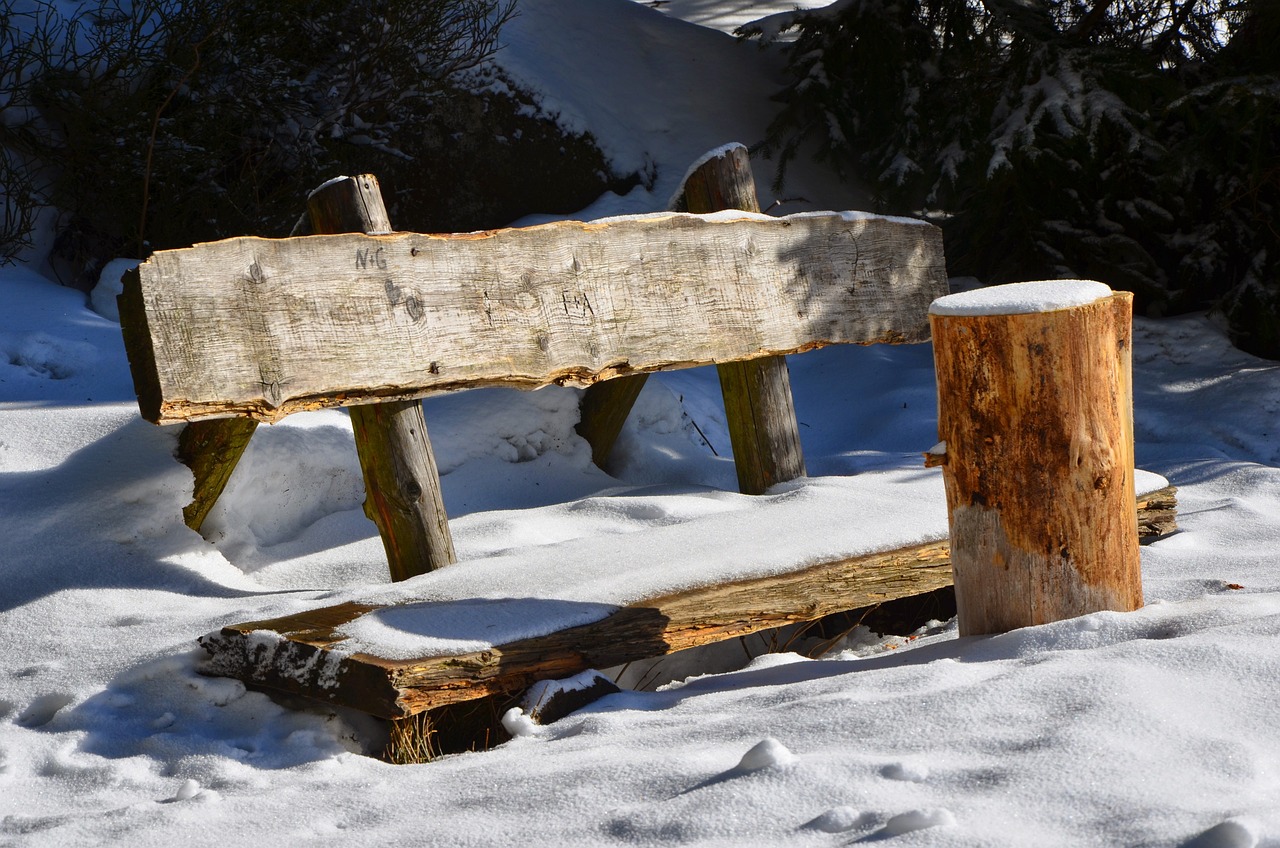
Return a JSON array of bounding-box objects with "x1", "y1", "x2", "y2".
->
[
  {"x1": 931, "y1": 292, "x2": 1143, "y2": 636},
  {"x1": 306, "y1": 175, "x2": 457, "y2": 579},
  {"x1": 197, "y1": 488, "x2": 1172, "y2": 718},
  {"x1": 125, "y1": 212, "x2": 947, "y2": 424}
]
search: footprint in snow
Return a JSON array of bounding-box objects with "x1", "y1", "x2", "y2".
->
[
  {"x1": 1181, "y1": 819, "x2": 1258, "y2": 848},
  {"x1": 881, "y1": 761, "x2": 930, "y2": 782},
  {"x1": 15, "y1": 693, "x2": 74, "y2": 728}
]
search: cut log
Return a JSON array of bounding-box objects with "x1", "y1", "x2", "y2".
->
[
  {"x1": 930, "y1": 281, "x2": 1143, "y2": 636},
  {"x1": 122, "y1": 211, "x2": 947, "y2": 424},
  {"x1": 306, "y1": 175, "x2": 456, "y2": 579}
]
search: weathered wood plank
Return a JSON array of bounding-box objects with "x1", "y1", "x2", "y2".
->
[
  {"x1": 199, "y1": 539, "x2": 954, "y2": 719},
  {"x1": 197, "y1": 488, "x2": 1172, "y2": 718},
  {"x1": 126, "y1": 211, "x2": 947, "y2": 424}
]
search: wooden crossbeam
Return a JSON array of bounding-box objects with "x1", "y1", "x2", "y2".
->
[
  {"x1": 121, "y1": 211, "x2": 946, "y2": 425},
  {"x1": 198, "y1": 486, "x2": 1175, "y2": 719}
]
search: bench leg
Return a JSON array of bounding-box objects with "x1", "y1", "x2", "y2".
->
[
  {"x1": 309, "y1": 175, "x2": 457, "y2": 580},
  {"x1": 576, "y1": 144, "x2": 809, "y2": 492},
  {"x1": 350, "y1": 400, "x2": 456, "y2": 579},
  {"x1": 718, "y1": 357, "x2": 807, "y2": 494},
  {"x1": 576, "y1": 373, "x2": 649, "y2": 469}
]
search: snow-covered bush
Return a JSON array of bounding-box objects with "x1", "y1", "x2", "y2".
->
[
  {"x1": 1, "y1": 0, "x2": 633, "y2": 286},
  {"x1": 743, "y1": 0, "x2": 1280, "y2": 358}
]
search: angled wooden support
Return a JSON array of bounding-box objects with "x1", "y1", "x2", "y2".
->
[
  {"x1": 151, "y1": 176, "x2": 457, "y2": 576},
  {"x1": 576, "y1": 144, "x2": 807, "y2": 493},
  {"x1": 177, "y1": 418, "x2": 258, "y2": 531},
  {"x1": 687, "y1": 146, "x2": 805, "y2": 494},
  {"x1": 306, "y1": 176, "x2": 456, "y2": 579}
]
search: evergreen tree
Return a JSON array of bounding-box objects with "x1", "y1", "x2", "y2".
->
[{"x1": 743, "y1": 0, "x2": 1280, "y2": 358}]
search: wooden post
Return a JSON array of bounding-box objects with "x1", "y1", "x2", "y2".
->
[
  {"x1": 306, "y1": 175, "x2": 457, "y2": 579},
  {"x1": 576, "y1": 374, "x2": 649, "y2": 469},
  {"x1": 576, "y1": 143, "x2": 808, "y2": 494},
  {"x1": 930, "y1": 280, "x2": 1142, "y2": 635},
  {"x1": 173, "y1": 201, "x2": 317, "y2": 532},
  {"x1": 177, "y1": 418, "x2": 258, "y2": 530},
  {"x1": 695, "y1": 146, "x2": 806, "y2": 495}
]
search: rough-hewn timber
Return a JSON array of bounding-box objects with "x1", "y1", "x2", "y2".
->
[
  {"x1": 123, "y1": 211, "x2": 947, "y2": 424},
  {"x1": 199, "y1": 539, "x2": 954, "y2": 719},
  {"x1": 198, "y1": 488, "x2": 1173, "y2": 720},
  {"x1": 307, "y1": 176, "x2": 456, "y2": 579}
]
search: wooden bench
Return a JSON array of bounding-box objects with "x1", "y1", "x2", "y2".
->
[{"x1": 119, "y1": 152, "x2": 1175, "y2": 760}]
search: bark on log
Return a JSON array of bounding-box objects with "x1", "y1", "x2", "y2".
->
[
  {"x1": 931, "y1": 284, "x2": 1143, "y2": 635},
  {"x1": 306, "y1": 175, "x2": 456, "y2": 578}
]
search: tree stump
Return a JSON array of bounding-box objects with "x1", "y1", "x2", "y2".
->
[{"x1": 929, "y1": 280, "x2": 1142, "y2": 635}]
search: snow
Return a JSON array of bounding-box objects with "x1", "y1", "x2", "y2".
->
[
  {"x1": 2, "y1": 1, "x2": 1280, "y2": 845},
  {"x1": 929, "y1": 279, "x2": 1114, "y2": 316}
]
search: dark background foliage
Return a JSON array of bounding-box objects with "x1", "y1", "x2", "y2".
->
[
  {"x1": 743, "y1": 0, "x2": 1280, "y2": 358},
  {"x1": 1, "y1": 0, "x2": 636, "y2": 287}
]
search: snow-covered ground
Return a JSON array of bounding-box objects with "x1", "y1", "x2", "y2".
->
[{"x1": 3, "y1": 1, "x2": 1280, "y2": 845}]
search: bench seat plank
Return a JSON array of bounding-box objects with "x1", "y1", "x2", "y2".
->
[
  {"x1": 122, "y1": 211, "x2": 946, "y2": 424},
  {"x1": 198, "y1": 484, "x2": 1175, "y2": 719}
]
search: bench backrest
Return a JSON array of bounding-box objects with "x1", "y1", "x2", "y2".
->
[{"x1": 120, "y1": 211, "x2": 946, "y2": 426}]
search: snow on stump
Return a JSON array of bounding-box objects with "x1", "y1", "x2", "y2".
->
[{"x1": 928, "y1": 280, "x2": 1143, "y2": 635}]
